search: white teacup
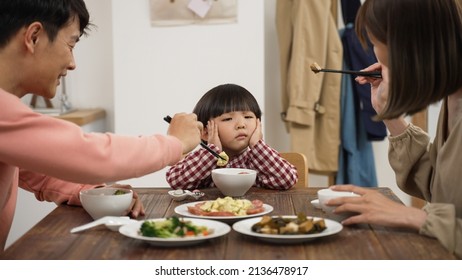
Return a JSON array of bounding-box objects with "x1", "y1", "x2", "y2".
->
[{"x1": 317, "y1": 188, "x2": 359, "y2": 220}]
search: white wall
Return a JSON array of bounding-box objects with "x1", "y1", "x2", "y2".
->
[
  {"x1": 263, "y1": 0, "x2": 289, "y2": 151},
  {"x1": 69, "y1": 0, "x2": 115, "y2": 131},
  {"x1": 111, "y1": 0, "x2": 265, "y2": 187}
]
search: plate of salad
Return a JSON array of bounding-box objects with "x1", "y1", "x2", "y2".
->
[{"x1": 118, "y1": 216, "x2": 231, "y2": 246}]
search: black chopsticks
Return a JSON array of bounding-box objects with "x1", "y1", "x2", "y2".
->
[
  {"x1": 310, "y1": 62, "x2": 382, "y2": 78},
  {"x1": 163, "y1": 115, "x2": 226, "y2": 160},
  {"x1": 314, "y1": 68, "x2": 382, "y2": 78}
]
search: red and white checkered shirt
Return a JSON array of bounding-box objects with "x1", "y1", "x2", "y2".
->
[{"x1": 166, "y1": 140, "x2": 298, "y2": 190}]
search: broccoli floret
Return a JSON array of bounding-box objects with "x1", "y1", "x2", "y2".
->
[
  {"x1": 139, "y1": 216, "x2": 207, "y2": 238},
  {"x1": 139, "y1": 220, "x2": 175, "y2": 238},
  {"x1": 169, "y1": 216, "x2": 181, "y2": 229},
  {"x1": 140, "y1": 221, "x2": 157, "y2": 237},
  {"x1": 152, "y1": 228, "x2": 175, "y2": 238},
  {"x1": 183, "y1": 222, "x2": 199, "y2": 235}
]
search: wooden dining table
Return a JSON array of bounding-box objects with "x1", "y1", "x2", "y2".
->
[{"x1": 1, "y1": 187, "x2": 456, "y2": 260}]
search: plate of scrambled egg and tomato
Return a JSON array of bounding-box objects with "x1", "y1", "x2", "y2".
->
[{"x1": 174, "y1": 196, "x2": 273, "y2": 223}]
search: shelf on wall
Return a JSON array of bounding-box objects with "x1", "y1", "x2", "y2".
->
[{"x1": 55, "y1": 108, "x2": 106, "y2": 126}]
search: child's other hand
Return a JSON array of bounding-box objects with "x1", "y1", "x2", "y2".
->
[
  {"x1": 207, "y1": 120, "x2": 222, "y2": 151},
  {"x1": 249, "y1": 119, "x2": 262, "y2": 147}
]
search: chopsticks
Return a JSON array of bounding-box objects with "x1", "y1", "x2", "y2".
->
[
  {"x1": 163, "y1": 115, "x2": 226, "y2": 160},
  {"x1": 310, "y1": 62, "x2": 382, "y2": 78}
]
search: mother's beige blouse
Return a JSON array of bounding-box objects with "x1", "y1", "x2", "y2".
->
[{"x1": 388, "y1": 99, "x2": 462, "y2": 258}]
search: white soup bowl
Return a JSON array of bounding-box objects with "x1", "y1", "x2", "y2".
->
[
  {"x1": 317, "y1": 188, "x2": 359, "y2": 220},
  {"x1": 211, "y1": 168, "x2": 257, "y2": 197},
  {"x1": 80, "y1": 188, "x2": 133, "y2": 220}
]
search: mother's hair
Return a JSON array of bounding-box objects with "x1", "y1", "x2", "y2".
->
[{"x1": 355, "y1": 0, "x2": 462, "y2": 120}]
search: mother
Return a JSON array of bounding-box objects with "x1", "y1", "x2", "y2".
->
[{"x1": 330, "y1": 0, "x2": 462, "y2": 258}]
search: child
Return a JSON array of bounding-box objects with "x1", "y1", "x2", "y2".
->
[{"x1": 166, "y1": 83, "x2": 298, "y2": 190}]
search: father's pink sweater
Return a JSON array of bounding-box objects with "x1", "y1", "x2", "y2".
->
[{"x1": 0, "y1": 89, "x2": 183, "y2": 251}]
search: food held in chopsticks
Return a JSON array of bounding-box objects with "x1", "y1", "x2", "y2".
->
[
  {"x1": 251, "y1": 213, "x2": 327, "y2": 235},
  {"x1": 309, "y1": 62, "x2": 323, "y2": 73},
  {"x1": 139, "y1": 216, "x2": 212, "y2": 238},
  {"x1": 216, "y1": 151, "x2": 229, "y2": 166},
  {"x1": 187, "y1": 196, "x2": 264, "y2": 216},
  {"x1": 310, "y1": 62, "x2": 382, "y2": 78}
]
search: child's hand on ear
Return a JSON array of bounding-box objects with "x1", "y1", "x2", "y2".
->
[
  {"x1": 249, "y1": 119, "x2": 263, "y2": 147},
  {"x1": 207, "y1": 120, "x2": 222, "y2": 151}
]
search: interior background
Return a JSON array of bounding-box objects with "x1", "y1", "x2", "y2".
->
[{"x1": 8, "y1": 0, "x2": 440, "y2": 248}]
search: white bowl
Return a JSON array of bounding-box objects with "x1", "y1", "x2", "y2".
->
[
  {"x1": 80, "y1": 188, "x2": 133, "y2": 220},
  {"x1": 317, "y1": 188, "x2": 359, "y2": 220},
  {"x1": 211, "y1": 168, "x2": 257, "y2": 197}
]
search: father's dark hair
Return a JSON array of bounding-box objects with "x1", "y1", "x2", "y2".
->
[{"x1": 0, "y1": 0, "x2": 91, "y2": 48}]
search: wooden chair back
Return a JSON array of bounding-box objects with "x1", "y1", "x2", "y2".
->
[
  {"x1": 280, "y1": 152, "x2": 308, "y2": 188},
  {"x1": 309, "y1": 169, "x2": 337, "y2": 186}
]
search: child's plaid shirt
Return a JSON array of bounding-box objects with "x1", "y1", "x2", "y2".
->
[{"x1": 166, "y1": 140, "x2": 298, "y2": 190}]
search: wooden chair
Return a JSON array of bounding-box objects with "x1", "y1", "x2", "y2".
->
[
  {"x1": 309, "y1": 169, "x2": 337, "y2": 186},
  {"x1": 280, "y1": 152, "x2": 308, "y2": 188}
]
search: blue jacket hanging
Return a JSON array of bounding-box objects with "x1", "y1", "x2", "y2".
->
[
  {"x1": 336, "y1": 51, "x2": 378, "y2": 187},
  {"x1": 341, "y1": 0, "x2": 386, "y2": 141}
]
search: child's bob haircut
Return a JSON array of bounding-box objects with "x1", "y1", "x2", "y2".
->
[{"x1": 193, "y1": 84, "x2": 262, "y2": 127}]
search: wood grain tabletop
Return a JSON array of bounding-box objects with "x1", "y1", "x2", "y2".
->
[{"x1": 1, "y1": 187, "x2": 455, "y2": 260}]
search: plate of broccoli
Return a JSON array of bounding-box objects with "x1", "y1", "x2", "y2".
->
[{"x1": 118, "y1": 216, "x2": 231, "y2": 246}]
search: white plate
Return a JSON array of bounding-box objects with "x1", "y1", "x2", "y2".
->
[
  {"x1": 118, "y1": 218, "x2": 230, "y2": 247},
  {"x1": 174, "y1": 201, "x2": 273, "y2": 223},
  {"x1": 232, "y1": 216, "x2": 343, "y2": 244},
  {"x1": 311, "y1": 199, "x2": 321, "y2": 209}
]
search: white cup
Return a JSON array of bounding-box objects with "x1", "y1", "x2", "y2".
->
[{"x1": 317, "y1": 188, "x2": 359, "y2": 220}]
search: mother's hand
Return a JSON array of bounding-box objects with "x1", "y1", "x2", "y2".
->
[
  {"x1": 355, "y1": 63, "x2": 389, "y2": 114},
  {"x1": 328, "y1": 185, "x2": 426, "y2": 230}
]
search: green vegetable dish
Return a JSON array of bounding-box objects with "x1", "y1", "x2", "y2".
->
[{"x1": 139, "y1": 216, "x2": 213, "y2": 238}]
